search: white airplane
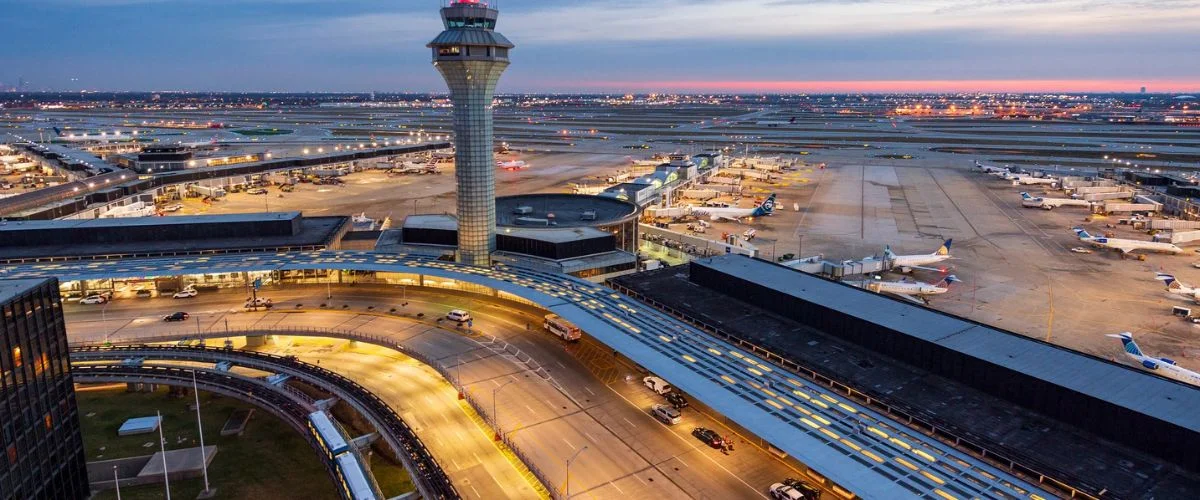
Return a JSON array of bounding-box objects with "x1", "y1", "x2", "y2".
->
[
  {"x1": 882, "y1": 239, "x2": 954, "y2": 273},
  {"x1": 497, "y1": 160, "x2": 528, "y2": 170},
  {"x1": 1107, "y1": 333, "x2": 1200, "y2": 386},
  {"x1": 690, "y1": 194, "x2": 776, "y2": 222},
  {"x1": 1011, "y1": 175, "x2": 1059, "y2": 187},
  {"x1": 974, "y1": 161, "x2": 1009, "y2": 174},
  {"x1": 1073, "y1": 227, "x2": 1184, "y2": 255},
  {"x1": 1155, "y1": 272, "x2": 1200, "y2": 303},
  {"x1": 1020, "y1": 192, "x2": 1091, "y2": 210},
  {"x1": 51, "y1": 127, "x2": 137, "y2": 143},
  {"x1": 848, "y1": 275, "x2": 961, "y2": 305}
]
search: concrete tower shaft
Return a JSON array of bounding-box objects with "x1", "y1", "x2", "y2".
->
[{"x1": 428, "y1": 0, "x2": 514, "y2": 267}]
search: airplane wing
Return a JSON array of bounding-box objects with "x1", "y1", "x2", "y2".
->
[
  {"x1": 888, "y1": 292, "x2": 929, "y2": 305},
  {"x1": 905, "y1": 265, "x2": 948, "y2": 273}
]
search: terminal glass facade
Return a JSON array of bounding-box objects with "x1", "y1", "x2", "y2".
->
[{"x1": 0, "y1": 278, "x2": 89, "y2": 500}]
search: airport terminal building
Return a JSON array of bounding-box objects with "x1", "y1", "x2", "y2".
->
[
  {"x1": 0, "y1": 278, "x2": 89, "y2": 500},
  {"x1": 612, "y1": 255, "x2": 1200, "y2": 499}
]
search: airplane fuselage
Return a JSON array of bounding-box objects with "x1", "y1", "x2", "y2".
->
[
  {"x1": 1122, "y1": 351, "x2": 1200, "y2": 386},
  {"x1": 1083, "y1": 236, "x2": 1183, "y2": 255}
]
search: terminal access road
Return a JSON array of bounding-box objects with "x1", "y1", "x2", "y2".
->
[{"x1": 64, "y1": 285, "x2": 803, "y2": 499}]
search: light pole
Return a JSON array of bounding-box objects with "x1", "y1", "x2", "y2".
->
[
  {"x1": 192, "y1": 370, "x2": 213, "y2": 496},
  {"x1": 565, "y1": 446, "x2": 589, "y2": 499},
  {"x1": 157, "y1": 410, "x2": 171, "y2": 500},
  {"x1": 113, "y1": 465, "x2": 121, "y2": 500},
  {"x1": 102, "y1": 302, "x2": 110, "y2": 344},
  {"x1": 492, "y1": 379, "x2": 515, "y2": 441}
]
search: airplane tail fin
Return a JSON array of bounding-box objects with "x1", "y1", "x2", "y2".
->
[
  {"x1": 939, "y1": 275, "x2": 961, "y2": 287},
  {"x1": 52, "y1": 127, "x2": 63, "y2": 136},
  {"x1": 1156, "y1": 272, "x2": 1179, "y2": 288},
  {"x1": 1073, "y1": 227, "x2": 1091, "y2": 239},
  {"x1": 1020, "y1": 192, "x2": 1032, "y2": 200},
  {"x1": 754, "y1": 194, "x2": 777, "y2": 216},
  {"x1": 884, "y1": 245, "x2": 897, "y2": 260},
  {"x1": 1107, "y1": 333, "x2": 1143, "y2": 357},
  {"x1": 934, "y1": 239, "x2": 953, "y2": 256}
]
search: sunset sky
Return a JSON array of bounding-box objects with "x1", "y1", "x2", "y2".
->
[{"x1": 3, "y1": 0, "x2": 1199, "y2": 93}]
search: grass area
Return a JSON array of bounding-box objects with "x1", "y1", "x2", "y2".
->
[
  {"x1": 79, "y1": 385, "x2": 338, "y2": 500},
  {"x1": 232, "y1": 128, "x2": 293, "y2": 136},
  {"x1": 370, "y1": 452, "x2": 415, "y2": 496}
]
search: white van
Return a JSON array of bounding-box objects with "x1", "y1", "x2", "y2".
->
[
  {"x1": 643, "y1": 376, "x2": 672, "y2": 395},
  {"x1": 447, "y1": 310, "x2": 472, "y2": 323},
  {"x1": 544, "y1": 314, "x2": 581, "y2": 342}
]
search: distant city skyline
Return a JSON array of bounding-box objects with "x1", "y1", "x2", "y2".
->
[{"x1": 2, "y1": 0, "x2": 1199, "y2": 93}]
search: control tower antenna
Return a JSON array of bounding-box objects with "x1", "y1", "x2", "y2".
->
[{"x1": 428, "y1": 0, "x2": 514, "y2": 267}]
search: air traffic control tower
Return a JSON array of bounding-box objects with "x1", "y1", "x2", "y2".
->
[{"x1": 428, "y1": 0, "x2": 514, "y2": 266}]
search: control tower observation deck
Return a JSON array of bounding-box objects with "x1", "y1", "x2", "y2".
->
[{"x1": 427, "y1": 1, "x2": 515, "y2": 267}]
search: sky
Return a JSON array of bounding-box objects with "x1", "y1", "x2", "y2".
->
[{"x1": 2, "y1": 0, "x2": 1199, "y2": 93}]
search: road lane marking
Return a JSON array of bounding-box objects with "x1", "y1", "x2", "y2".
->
[
  {"x1": 609, "y1": 480, "x2": 625, "y2": 494},
  {"x1": 562, "y1": 437, "x2": 576, "y2": 450},
  {"x1": 584, "y1": 386, "x2": 596, "y2": 396},
  {"x1": 622, "y1": 417, "x2": 637, "y2": 428}
]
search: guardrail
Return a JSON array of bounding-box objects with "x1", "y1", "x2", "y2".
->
[
  {"x1": 72, "y1": 344, "x2": 460, "y2": 500},
  {"x1": 608, "y1": 281, "x2": 1100, "y2": 499}
]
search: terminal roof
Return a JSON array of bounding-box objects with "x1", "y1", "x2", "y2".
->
[{"x1": 698, "y1": 254, "x2": 1200, "y2": 433}]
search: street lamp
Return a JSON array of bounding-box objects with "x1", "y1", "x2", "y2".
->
[
  {"x1": 565, "y1": 446, "x2": 589, "y2": 499},
  {"x1": 191, "y1": 370, "x2": 213, "y2": 497},
  {"x1": 492, "y1": 379, "x2": 515, "y2": 441}
]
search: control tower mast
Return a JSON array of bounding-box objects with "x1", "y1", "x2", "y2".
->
[{"x1": 428, "y1": 0, "x2": 514, "y2": 267}]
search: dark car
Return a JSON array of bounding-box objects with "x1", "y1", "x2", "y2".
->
[
  {"x1": 135, "y1": 289, "x2": 153, "y2": 298},
  {"x1": 783, "y1": 479, "x2": 821, "y2": 499},
  {"x1": 163, "y1": 312, "x2": 190, "y2": 322},
  {"x1": 665, "y1": 392, "x2": 689, "y2": 409},
  {"x1": 691, "y1": 427, "x2": 724, "y2": 449}
]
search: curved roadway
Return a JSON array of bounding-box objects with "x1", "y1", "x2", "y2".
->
[{"x1": 4, "y1": 250, "x2": 1057, "y2": 499}]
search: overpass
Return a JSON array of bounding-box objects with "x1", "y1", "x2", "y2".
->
[
  {"x1": 71, "y1": 344, "x2": 458, "y2": 500},
  {"x1": 6, "y1": 251, "x2": 1054, "y2": 499}
]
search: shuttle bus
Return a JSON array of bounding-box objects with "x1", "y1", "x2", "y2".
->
[{"x1": 544, "y1": 314, "x2": 582, "y2": 342}]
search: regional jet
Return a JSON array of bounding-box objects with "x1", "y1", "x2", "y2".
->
[
  {"x1": 881, "y1": 239, "x2": 954, "y2": 273},
  {"x1": 1108, "y1": 333, "x2": 1200, "y2": 386},
  {"x1": 1073, "y1": 227, "x2": 1183, "y2": 255},
  {"x1": 848, "y1": 275, "x2": 961, "y2": 305},
  {"x1": 1020, "y1": 192, "x2": 1091, "y2": 210}
]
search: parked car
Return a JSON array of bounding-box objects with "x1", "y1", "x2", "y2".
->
[
  {"x1": 173, "y1": 287, "x2": 198, "y2": 299},
  {"x1": 691, "y1": 427, "x2": 724, "y2": 449},
  {"x1": 651, "y1": 404, "x2": 681, "y2": 425},
  {"x1": 247, "y1": 188, "x2": 269, "y2": 195},
  {"x1": 280, "y1": 184, "x2": 295, "y2": 192},
  {"x1": 79, "y1": 295, "x2": 108, "y2": 305},
  {"x1": 782, "y1": 479, "x2": 821, "y2": 499},
  {"x1": 245, "y1": 297, "x2": 273, "y2": 308},
  {"x1": 163, "y1": 312, "x2": 190, "y2": 322},
  {"x1": 161, "y1": 204, "x2": 183, "y2": 212},
  {"x1": 446, "y1": 309, "x2": 472, "y2": 323},
  {"x1": 665, "y1": 392, "x2": 689, "y2": 409},
  {"x1": 643, "y1": 375, "x2": 672, "y2": 395},
  {"x1": 1070, "y1": 247, "x2": 1093, "y2": 254},
  {"x1": 135, "y1": 289, "x2": 153, "y2": 298},
  {"x1": 769, "y1": 483, "x2": 806, "y2": 500}
]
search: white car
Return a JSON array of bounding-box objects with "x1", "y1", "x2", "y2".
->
[
  {"x1": 79, "y1": 295, "x2": 108, "y2": 305},
  {"x1": 446, "y1": 309, "x2": 472, "y2": 323},
  {"x1": 162, "y1": 204, "x2": 183, "y2": 212},
  {"x1": 643, "y1": 376, "x2": 672, "y2": 395},
  {"x1": 245, "y1": 297, "x2": 272, "y2": 308},
  {"x1": 1070, "y1": 247, "x2": 1093, "y2": 254},
  {"x1": 173, "y1": 288, "x2": 198, "y2": 299},
  {"x1": 769, "y1": 483, "x2": 805, "y2": 500}
]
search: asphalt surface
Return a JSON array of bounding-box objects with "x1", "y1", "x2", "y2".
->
[{"x1": 64, "y1": 285, "x2": 804, "y2": 499}]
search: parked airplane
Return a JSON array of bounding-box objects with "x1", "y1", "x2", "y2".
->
[
  {"x1": 1011, "y1": 175, "x2": 1059, "y2": 187},
  {"x1": 848, "y1": 275, "x2": 961, "y2": 305},
  {"x1": 882, "y1": 239, "x2": 953, "y2": 273},
  {"x1": 1073, "y1": 227, "x2": 1184, "y2": 255},
  {"x1": 1155, "y1": 272, "x2": 1200, "y2": 302},
  {"x1": 690, "y1": 194, "x2": 776, "y2": 222},
  {"x1": 498, "y1": 160, "x2": 528, "y2": 170},
  {"x1": 1020, "y1": 192, "x2": 1091, "y2": 210},
  {"x1": 51, "y1": 127, "x2": 136, "y2": 143},
  {"x1": 1107, "y1": 333, "x2": 1200, "y2": 386},
  {"x1": 973, "y1": 161, "x2": 1009, "y2": 174}
]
